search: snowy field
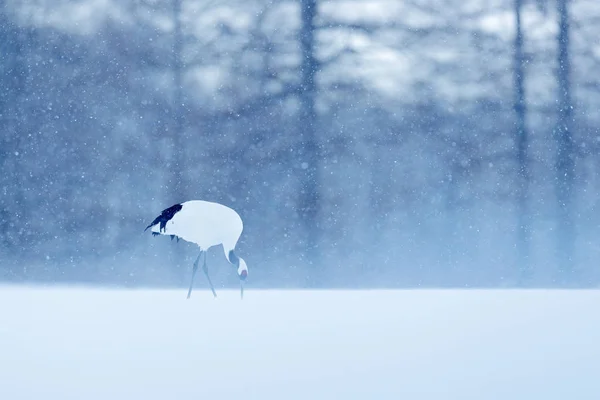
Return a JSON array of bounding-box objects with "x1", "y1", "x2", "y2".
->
[{"x1": 1, "y1": 287, "x2": 599, "y2": 400}]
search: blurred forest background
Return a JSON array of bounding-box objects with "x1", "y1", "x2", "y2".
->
[{"x1": 1, "y1": 0, "x2": 599, "y2": 289}]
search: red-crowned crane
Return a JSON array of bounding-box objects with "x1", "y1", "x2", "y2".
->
[{"x1": 145, "y1": 200, "x2": 248, "y2": 299}]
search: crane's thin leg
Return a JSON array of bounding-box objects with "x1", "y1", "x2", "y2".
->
[
  {"x1": 187, "y1": 251, "x2": 202, "y2": 299},
  {"x1": 202, "y1": 252, "x2": 217, "y2": 298}
]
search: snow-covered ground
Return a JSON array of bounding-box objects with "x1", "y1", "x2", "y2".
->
[{"x1": 1, "y1": 287, "x2": 598, "y2": 399}]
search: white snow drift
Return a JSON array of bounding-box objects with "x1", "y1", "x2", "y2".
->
[{"x1": 0, "y1": 287, "x2": 598, "y2": 400}]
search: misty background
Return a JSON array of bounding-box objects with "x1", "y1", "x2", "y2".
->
[{"x1": 1, "y1": 0, "x2": 598, "y2": 289}]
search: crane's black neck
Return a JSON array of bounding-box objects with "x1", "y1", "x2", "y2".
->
[{"x1": 228, "y1": 250, "x2": 240, "y2": 267}]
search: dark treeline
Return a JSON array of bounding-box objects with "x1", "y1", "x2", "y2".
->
[{"x1": 1, "y1": 0, "x2": 599, "y2": 289}]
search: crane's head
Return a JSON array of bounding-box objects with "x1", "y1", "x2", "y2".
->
[
  {"x1": 238, "y1": 257, "x2": 248, "y2": 280},
  {"x1": 238, "y1": 257, "x2": 248, "y2": 299},
  {"x1": 227, "y1": 250, "x2": 248, "y2": 299}
]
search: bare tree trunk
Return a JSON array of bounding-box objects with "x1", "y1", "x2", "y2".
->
[
  {"x1": 0, "y1": 12, "x2": 28, "y2": 255},
  {"x1": 298, "y1": 0, "x2": 321, "y2": 285},
  {"x1": 171, "y1": 0, "x2": 185, "y2": 204},
  {"x1": 555, "y1": 0, "x2": 576, "y2": 283},
  {"x1": 168, "y1": 0, "x2": 187, "y2": 274},
  {"x1": 514, "y1": 0, "x2": 531, "y2": 284}
]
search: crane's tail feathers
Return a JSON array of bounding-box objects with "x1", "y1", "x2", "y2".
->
[
  {"x1": 144, "y1": 219, "x2": 159, "y2": 232},
  {"x1": 144, "y1": 203, "x2": 183, "y2": 233},
  {"x1": 144, "y1": 214, "x2": 164, "y2": 232},
  {"x1": 146, "y1": 227, "x2": 179, "y2": 242}
]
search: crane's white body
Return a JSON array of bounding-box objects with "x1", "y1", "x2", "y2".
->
[
  {"x1": 145, "y1": 200, "x2": 248, "y2": 297},
  {"x1": 150, "y1": 200, "x2": 244, "y2": 268}
]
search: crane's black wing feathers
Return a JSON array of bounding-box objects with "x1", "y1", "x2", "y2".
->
[{"x1": 144, "y1": 203, "x2": 183, "y2": 233}]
